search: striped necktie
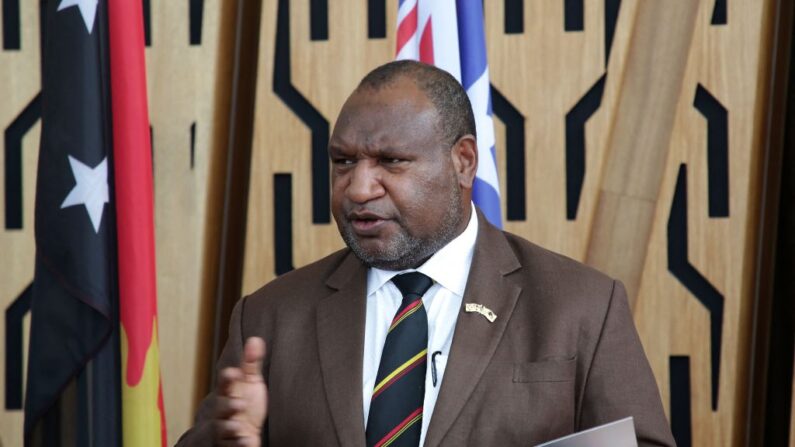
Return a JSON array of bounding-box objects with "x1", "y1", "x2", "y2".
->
[{"x1": 366, "y1": 272, "x2": 433, "y2": 447}]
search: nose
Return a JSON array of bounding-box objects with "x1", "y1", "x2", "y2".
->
[{"x1": 345, "y1": 161, "x2": 385, "y2": 204}]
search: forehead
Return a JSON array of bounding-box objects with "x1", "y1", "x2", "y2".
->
[{"x1": 331, "y1": 79, "x2": 440, "y2": 149}]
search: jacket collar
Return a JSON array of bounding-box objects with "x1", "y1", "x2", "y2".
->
[
  {"x1": 422, "y1": 209, "x2": 522, "y2": 447},
  {"x1": 318, "y1": 251, "x2": 368, "y2": 446}
]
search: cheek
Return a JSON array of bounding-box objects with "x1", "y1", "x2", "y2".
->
[
  {"x1": 330, "y1": 177, "x2": 347, "y2": 214},
  {"x1": 331, "y1": 171, "x2": 349, "y2": 196},
  {"x1": 388, "y1": 175, "x2": 448, "y2": 223}
]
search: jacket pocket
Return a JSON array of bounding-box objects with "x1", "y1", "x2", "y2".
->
[{"x1": 512, "y1": 356, "x2": 576, "y2": 383}]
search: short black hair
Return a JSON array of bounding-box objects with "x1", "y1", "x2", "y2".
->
[{"x1": 357, "y1": 60, "x2": 476, "y2": 146}]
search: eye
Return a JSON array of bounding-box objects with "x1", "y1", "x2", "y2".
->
[
  {"x1": 381, "y1": 158, "x2": 404, "y2": 165},
  {"x1": 332, "y1": 157, "x2": 356, "y2": 166}
]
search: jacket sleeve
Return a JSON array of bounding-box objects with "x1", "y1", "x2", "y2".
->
[
  {"x1": 577, "y1": 280, "x2": 676, "y2": 447},
  {"x1": 174, "y1": 296, "x2": 251, "y2": 447}
]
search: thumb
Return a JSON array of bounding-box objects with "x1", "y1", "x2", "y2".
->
[{"x1": 241, "y1": 337, "x2": 265, "y2": 378}]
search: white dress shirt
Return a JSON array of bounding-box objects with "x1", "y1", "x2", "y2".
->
[{"x1": 363, "y1": 203, "x2": 478, "y2": 446}]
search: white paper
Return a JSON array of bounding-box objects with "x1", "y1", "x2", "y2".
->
[{"x1": 535, "y1": 417, "x2": 637, "y2": 447}]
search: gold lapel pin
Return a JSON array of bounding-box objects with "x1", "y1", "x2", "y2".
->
[{"x1": 465, "y1": 303, "x2": 497, "y2": 322}]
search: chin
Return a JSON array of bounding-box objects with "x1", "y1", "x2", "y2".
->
[
  {"x1": 354, "y1": 245, "x2": 429, "y2": 270},
  {"x1": 365, "y1": 257, "x2": 417, "y2": 271},
  {"x1": 347, "y1": 242, "x2": 404, "y2": 270},
  {"x1": 341, "y1": 225, "x2": 429, "y2": 270}
]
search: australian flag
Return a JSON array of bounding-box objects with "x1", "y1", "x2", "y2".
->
[{"x1": 24, "y1": 0, "x2": 119, "y2": 444}]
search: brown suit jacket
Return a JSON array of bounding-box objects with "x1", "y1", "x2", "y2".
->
[{"x1": 177, "y1": 212, "x2": 675, "y2": 446}]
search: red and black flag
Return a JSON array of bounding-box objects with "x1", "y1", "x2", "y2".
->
[{"x1": 24, "y1": 0, "x2": 165, "y2": 445}]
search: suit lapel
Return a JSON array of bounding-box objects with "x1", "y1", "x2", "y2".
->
[
  {"x1": 317, "y1": 252, "x2": 368, "y2": 447},
  {"x1": 423, "y1": 213, "x2": 522, "y2": 447}
]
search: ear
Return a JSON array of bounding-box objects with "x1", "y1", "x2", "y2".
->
[{"x1": 451, "y1": 135, "x2": 478, "y2": 189}]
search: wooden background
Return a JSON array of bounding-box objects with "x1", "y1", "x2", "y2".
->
[
  {"x1": 0, "y1": 0, "x2": 787, "y2": 446},
  {"x1": 0, "y1": 0, "x2": 41, "y2": 443}
]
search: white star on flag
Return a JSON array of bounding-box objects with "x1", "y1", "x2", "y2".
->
[
  {"x1": 58, "y1": 0, "x2": 98, "y2": 34},
  {"x1": 61, "y1": 155, "x2": 109, "y2": 233}
]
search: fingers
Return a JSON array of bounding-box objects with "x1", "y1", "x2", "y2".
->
[
  {"x1": 217, "y1": 438, "x2": 259, "y2": 447},
  {"x1": 217, "y1": 367, "x2": 244, "y2": 397},
  {"x1": 214, "y1": 395, "x2": 261, "y2": 445},
  {"x1": 215, "y1": 395, "x2": 246, "y2": 419},
  {"x1": 215, "y1": 419, "x2": 260, "y2": 446},
  {"x1": 218, "y1": 337, "x2": 265, "y2": 394},
  {"x1": 217, "y1": 437, "x2": 260, "y2": 447},
  {"x1": 213, "y1": 337, "x2": 267, "y2": 446},
  {"x1": 241, "y1": 337, "x2": 266, "y2": 378},
  {"x1": 215, "y1": 419, "x2": 243, "y2": 439}
]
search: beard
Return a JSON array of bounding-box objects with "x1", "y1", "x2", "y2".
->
[{"x1": 338, "y1": 180, "x2": 465, "y2": 271}]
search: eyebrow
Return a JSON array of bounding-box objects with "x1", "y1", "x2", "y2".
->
[
  {"x1": 327, "y1": 142, "x2": 350, "y2": 153},
  {"x1": 328, "y1": 142, "x2": 411, "y2": 156}
]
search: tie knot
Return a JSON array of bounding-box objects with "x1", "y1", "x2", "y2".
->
[{"x1": 391, "y1": 272, "x2": 433, "y2": 298}]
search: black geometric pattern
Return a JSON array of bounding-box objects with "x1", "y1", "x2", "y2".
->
[
  {"x1": 274, "y1": 0, "x2": 331, "y2": 224},
  {"x1": 667, "y1": 164, "x2": 724, "y2": 411},
  {"x1": 4, "y1": 92, "x2": 41, "y2": 230}
]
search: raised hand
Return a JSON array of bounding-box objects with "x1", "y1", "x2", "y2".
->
[{"x1": 214, "y1": 337, "x2": 268, "y2": 446}]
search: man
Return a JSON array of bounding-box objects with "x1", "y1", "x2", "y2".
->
[{"x1": 177, "y1": 61, "x2": 675, "y2": 446}]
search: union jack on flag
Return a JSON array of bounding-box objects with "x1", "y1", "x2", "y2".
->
[{"x1": 395, "y1": 0, "x2": 503, "y2": 228}]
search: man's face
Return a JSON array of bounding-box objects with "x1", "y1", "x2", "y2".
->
[{"x1": 329, "y1": 78, "x2": 470, "y2": 270}]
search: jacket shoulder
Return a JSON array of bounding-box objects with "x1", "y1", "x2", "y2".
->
[
  {"x1": 245, "y1": 248, "x2": 352, "y2": 307},
  {"x1": 501, "y1": 231, "x2": 619, "y2": 305},
  {"x1": 505, "y1": 231, "x2": 613, "y2": 279}
]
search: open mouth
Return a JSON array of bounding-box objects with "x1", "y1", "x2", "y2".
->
[
  {"x1": 351, "y1": 217, "x2": 386, "y2": 232},
  {"x1": 346, "y1": 209, "x2": 392, "y2": 235}
]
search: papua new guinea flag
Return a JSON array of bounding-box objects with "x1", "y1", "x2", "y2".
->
[{"x1": 24, "y1": 1, "x2": 166, "y2": 445}]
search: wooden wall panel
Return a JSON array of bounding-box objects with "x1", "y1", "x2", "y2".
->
[
  {"x1": 0, "y1": 1, "x2": 42, "y2": 444},
  {"x1": 488, "y1": 0, "x2": 621, "y2": 259},
  {"x1": 145, "y1": 1, "x2": 234, "y2": 443},
  {"x1": 0, "y1": 2, "x2": 235, "y2": 445},
  {"x1": 632, "y1": 0, "x2": 774, "y2": 445},
  {"x1": 584, "y1": 0, "x2": 701, "y2": 300},
  {"x1": 242, "y1": 1, "x2": 778, "y2": 446}
]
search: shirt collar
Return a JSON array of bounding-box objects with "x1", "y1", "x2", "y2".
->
[{"x1": 367, "y1": 203, "x2": 479, "y2": 296}]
